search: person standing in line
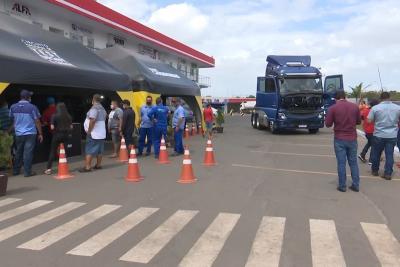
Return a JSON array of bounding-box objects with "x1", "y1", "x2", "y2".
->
[
  {"x1": 203, "y1": 103, "x2": 215, "y2": 139},
  {"x1": 172, "y1": 98, "x2": 186, "y2": 156},
  {"x1": 44, "y1": 103, "x2": 72, "y2": 175},
  {"x1": 138, "y1": 96, "x2": 154, "y2": 156},
  {"x1": 0, "y1": 97, "x2": 12, "y2": 132},
  {"x1": 9, "y1": 90, "x2": 43, "y2": 177},
  {"x1": 80, "y1": 94, "x2": 107, "y2": 172},
  {"x1": 358, "y1": 99, "x2": 379, "y2": 164},
  {"x1": 325, "y1": 90, "x2": 361, "y2": 192},
  {"x1": 41, "y1": 97, "x2": 57, "y2": 130},
  {"x1": 108, "y1": 100, "x2": 123, "y2": 158},
  {"x1": 120, "y1": 99, "x2": 135, "y2": 150},
  {"x1": 148, "y1": 97, "x2": 169, "y2": 159},
  {"x1": 368, "y1": 92, "x2": 400, "y2": 180}
]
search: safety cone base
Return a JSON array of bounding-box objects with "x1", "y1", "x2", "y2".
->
[
  {"x1": 54, "y1": 174, "x2": 74, "y2": 180},
  {"x1": 158, "y1": 160, "x2": 171, "y2": 164},
  {"x1": 177, "y1": 178, "x2": 197, "y2": 184},
  {"x1": 125, "y1": 176, "x2": 144, "y2": 182},
  {"x1": 203, "y1": 162, "x2": 217, "y2": 166}
]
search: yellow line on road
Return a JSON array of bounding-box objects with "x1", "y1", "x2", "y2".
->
[
  {"x1": 231, "y1": 164, "x2": 399, "y2": 181},
  {"x1": 250, "y1": 151, "x2": 336, "y2": 158}
]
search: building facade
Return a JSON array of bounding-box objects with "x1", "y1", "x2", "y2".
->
[{"x1": 0, "y1": 0, "x2": 214, "y2": 88}]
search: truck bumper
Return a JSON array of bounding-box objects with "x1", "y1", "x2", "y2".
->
[{"x1": 275, "y1": 118, "x2": 324, "y2": 130}]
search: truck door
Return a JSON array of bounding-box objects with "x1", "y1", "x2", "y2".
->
[
  {"x1": 256, "y1": 76, "x2": 278, "y2": 125},
  {"x1": 324, "y1": 75, "x2": 343, "y2": 107}
]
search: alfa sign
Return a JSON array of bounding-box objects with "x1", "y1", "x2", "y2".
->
[{"x1": 12, "y1": 3, "x2": 31, "y2": 16}]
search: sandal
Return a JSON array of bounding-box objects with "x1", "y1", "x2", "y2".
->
[
  {"x1": 79, "y1": 168, "x2": 92, "y2": 173},
  {"x1": 93, "y1": 166, "x2": 102, "y2": 170}
]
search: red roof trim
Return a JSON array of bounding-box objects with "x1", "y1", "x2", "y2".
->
[{"x1": 45, "y1": 0, "x2": 215, "y2": 67}]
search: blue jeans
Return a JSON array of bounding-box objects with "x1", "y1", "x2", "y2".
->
[
  {"x1": 153, "y1": 126, "x2": 167, "y2": 157},
  {"x1": 174, "y1": 129, "x2": 184, "y2": 154},
  {"x1": 334, "y1": 139, "x2": 360, "y2": 189},
  {"x1": 371, "y1": 136, "x2": 397, "y2": 176},
  {"x1": 13, "y1": 134, "x2": 37, "y2": 176},
  {"x1": 138, "y1": 127, "x2": 153, "y2": 155}
]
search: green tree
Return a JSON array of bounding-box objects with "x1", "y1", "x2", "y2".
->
[{"x1": 349, "y1": 83, "x2": 364, "y2": 102}]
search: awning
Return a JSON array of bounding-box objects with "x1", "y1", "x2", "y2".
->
[
  {"x1": 0, "y1": 13, "x2": 131, "y2": 91},
  {"x1": 95, "y1": 46, "x2": 201, "y2": 96}
]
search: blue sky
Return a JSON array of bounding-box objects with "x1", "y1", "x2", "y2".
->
[{"x1": 99, "y1": 0, "x2": 400, "y2": 96}]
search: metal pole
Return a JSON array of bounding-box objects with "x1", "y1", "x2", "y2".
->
[{"x1": 377, "y1": 66, "x2": 384, "y2": 92}]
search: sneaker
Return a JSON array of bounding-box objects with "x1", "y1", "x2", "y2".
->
[
  {"x1": 371, "y1": 171, "x2": 379, "y2": 177},
  {"x1": 337, "y1": 187, "x2": 347, "y2": 192},
  {"x1": 358, "y1": 155, "x2": 367, "y2": 163},
  {"x1": 349, "y1": 185, "x2": 359, "y2": 192},
  {"x1": 368, "y1": 162, "x2": 372, "y2": 165},
  {"x1": 44, "y1": 169, "x2": 52, "y2": 175},
  {"x1": 381, "y1": 174, "x2": 392, "y2": 180}
]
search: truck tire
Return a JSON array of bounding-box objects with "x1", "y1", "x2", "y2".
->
[
  {"x1": 270, "y1": 121, "x2": 279, "y2": 134},
  {"x1": 256, "y1": 115, "x2": 262, "y2": 130},
  {"x1": 251, "y1": 114, "x2": 257, "y2": 129},
  {"x1": 309, "y1": 129, "x2": 319, "y2": 134}
]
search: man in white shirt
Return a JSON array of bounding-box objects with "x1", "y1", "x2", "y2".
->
[{"x1": 80, "y1": 94, "x2": 107, "y2": 172}]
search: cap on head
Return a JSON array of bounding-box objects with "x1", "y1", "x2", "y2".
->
[{"x1": 20, "y1": 89, "x2": 33, "y2": 99}]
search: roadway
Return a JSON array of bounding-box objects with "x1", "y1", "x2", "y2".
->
[{"x1": 1, "y1": 115, "x2": 400, "y2": 267}]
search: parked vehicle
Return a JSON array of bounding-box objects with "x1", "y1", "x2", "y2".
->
[
  {"x1": 251, "y1": 55, "x2": 343, "y2": 134},
  {"x1": 240, "y1": 101, "x2": 256, "y2": 114}
]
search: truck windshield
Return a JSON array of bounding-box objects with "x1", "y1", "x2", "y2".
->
[{"x1": 280, "y1": 78, "x2": 322, "y2": 94}]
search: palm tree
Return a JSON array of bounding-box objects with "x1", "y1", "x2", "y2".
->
[{"x1": 349, "y1": 83, "x2": 363, "y2": 102}]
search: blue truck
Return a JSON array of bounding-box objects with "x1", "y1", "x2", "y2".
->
[{"x1": 251, "y1": 55, "x2": 343, "y2": 134}]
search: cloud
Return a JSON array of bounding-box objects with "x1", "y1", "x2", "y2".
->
[
  {"x1": 100, "y1": 0, "x2": 400, "y2": 95},
  {"x1": 97, "y1": 0, "x2": 156, "y2": 20}
]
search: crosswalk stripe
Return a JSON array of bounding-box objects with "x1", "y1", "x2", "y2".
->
[
  {"x1": 0, "y1": 198, "x2": 21, "y2": 208},
  {"x1": 0, "y1": 202, "x2": 85, "y2": 242},
  {"x1": 18, "y1": 204, "x2": 120, "y2": 251},
  {"x1": 310, "y1": 219, "x2": 346, "y2": 267},
  {"x1": 0, "y1": 200, "x2": 52, "y2": 223},
  {"x1": 119, "y1": 210, "x2": 198, "y2": 264},
  {"x1": 67, "y1": 207, "x2": 159, "y2": 257},
  {"x1": 245, "y1": 216, "x2": 286, "y2": 267},
  {"x1": 179, "y1": 212, "x2": 241, "y2": 267},
  {"x1": 361, "y1": 222, "x2": 400, "y2": 266}
]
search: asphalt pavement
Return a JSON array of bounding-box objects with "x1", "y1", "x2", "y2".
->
[{"x1": 1, "y1": 115, "x2": 400, "y2": 267}]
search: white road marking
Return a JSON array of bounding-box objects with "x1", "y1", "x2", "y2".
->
[
  {"x1": 245, "y1": 216, "x2": 286, "y2": 267},
  {"x1": 18, "y1": 204, "x2": 120, "y2": 250},
  {"x1": 68, "y1": 207, "x2": 159, "y2": 257},
  {"x1": 0, "y1": 198, "x2": 21, "y2": 208},
  {"x1": 0, "y1": 200, "x2": 52, "y2": 223},
  {"x1": 310, "y1": 219, "x2": 346, "y2": 267},
  {"x1": 361, "y1": 222, "x2": 400, "y2": 266},
  {"x1": 0, "y1": 202, "x2": 85, "y2": 242},
  {"x1": 250, "y1": 151, "x2": 335, "y2": 158},
  {"x1": 179, "y1": 212, "x2": 241, "y2": 267},
  {"x1": 120, "y1": 210, "x2": 198, "y2": 263}
]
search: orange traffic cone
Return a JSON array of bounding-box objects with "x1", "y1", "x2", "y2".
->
[
  {"x1": 203, "y1": 139, "x2": 217, "y2": 166},
  {"x1": 184, "y1": 125, "x2": 190, "y2": 139},
  {"x1": 125, "y1": 146, "x2": 143, "y2": 182},
  {"x1": 191, "y1": 124, "x2": 196, "y2": 136},
  {"x1": 54, "y1": 143, "x2": 74, "y2": 180},
  {"x1": 118, "y1": 137, "x2": 129, "y2": 162},
  {"x1": 158, "y1": 137, "x2": 170, "y2": 164},
  {"x1": 197, "y1": 123, "x2": 203, "y2": 135},
  {"x1": 177, "y1": 146, "x2": 197, "y2": 184}
]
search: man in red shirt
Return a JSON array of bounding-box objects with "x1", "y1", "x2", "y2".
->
[
  {"x1": 203, "y1": 103, "x2": 214, "y2": 139},
  {"x1": 358, "y1": 99, "x2": 378, "y2": 164},
  {"x1": 325, "y1": 91, "x2": 361, "y2": 192}
]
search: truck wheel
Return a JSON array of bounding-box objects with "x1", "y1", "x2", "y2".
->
[
  {"x1": 309, "y1": 129, "x2": 319, "y2": 134},
  {"x1": 251, "y1": 114, "x2": 257, "y2": 129},
  {"x1": 256, "y1": 115, "x2": 262, "y2": 130},
  {"x1": 271, "y1": 122, "x2": 279, "y2": 134}
]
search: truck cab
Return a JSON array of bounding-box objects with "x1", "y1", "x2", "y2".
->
[{"x1": 251, "y1": 55, "x2": 343, "y2": 134}]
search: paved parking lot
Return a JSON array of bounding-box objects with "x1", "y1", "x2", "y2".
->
[{"x1": 1, "y1": 115, "x2": 400, "y2": 267}]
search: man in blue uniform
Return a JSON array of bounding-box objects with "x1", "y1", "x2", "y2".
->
[
  {"x1": 148, "y1": 97, "x2": 169, "y2": 159},
  {"x1": 138, "y1": 96, "x2": 154, "y2": 156},
  {"x1": 172, "y1": 98, "x2": 185, "y2": 156}
]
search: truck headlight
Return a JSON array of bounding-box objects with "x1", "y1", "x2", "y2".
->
[
  {"x1": 318, "y1": 112, "x2": 324, "y2": 119},
  {"x1": 278, "y1": 112, "x2": 287, "y2": 120}
]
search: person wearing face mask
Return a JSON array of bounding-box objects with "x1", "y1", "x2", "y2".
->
[
  {"x1": 138, "y1": 96, "x2": 154, "y2": 156},
  {"x1": 9, "y1": 89, "x2": 43, "y2": 177},
  {"x1": 108, "y1": 100, "x2": 123, "y2": 158}
]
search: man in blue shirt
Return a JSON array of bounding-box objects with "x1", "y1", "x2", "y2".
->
[
  {"x1": 368, "y1": 92, "x2": 400, "y2": 180},
  {"x1": 9, "y1": 90, "x2": 43, "y2": 177},
  {"x1": 0, "y1": 97, "x2": 12, "y2": 132},
  {"x1": 172, "y1": 98, "x2": 186, "y2": 156},
  {"x1": 148, "y1": 97, "x2": 169, "y2": 159},
  {"x1": 138, "y1": 96, "x2": 154, "y2": 156}
]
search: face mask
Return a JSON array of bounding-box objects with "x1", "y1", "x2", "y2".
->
[{"x1": 146, "y1": 101, "x2": 152, "y2": 105}]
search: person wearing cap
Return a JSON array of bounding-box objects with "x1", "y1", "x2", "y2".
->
[
  {"x1": 41, "y1": 97, "x2": 56, "y2": 130},
  {"x1": 9, "y1": 89, "x2": 43, "y2": 177},
  {"x1": 172, "y1": 98, "x2": 185, "y2": 156},
  {"x1": 148, "y1": 97, "x2": 169, "y2": 159},
  {"x1": 80, "y1": 94, "x2": 107, "y2": 172},
  {"x1": 138, "y1": 96, "x2": 154, "y2": 156}
]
